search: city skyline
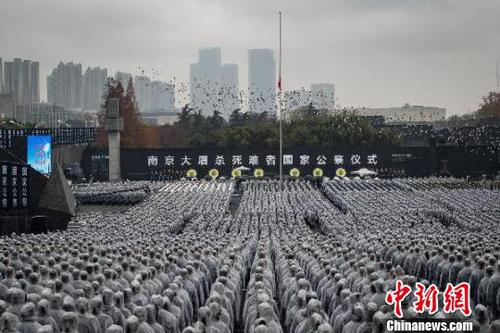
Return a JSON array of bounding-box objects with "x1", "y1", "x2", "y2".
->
[
  {"x1": 0, "y1": 53, "x2": 454, "y2": 118},
  {"x1": 1, "y1": 0, "x2": 499, "y2": 115},
  {"x1": 1, "y1": 51, "x2": 335, "y2": 113}
]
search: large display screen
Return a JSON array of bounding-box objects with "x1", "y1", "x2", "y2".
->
[{"x1": 27, "y1": 135, "x2": 52, "y2": 175}]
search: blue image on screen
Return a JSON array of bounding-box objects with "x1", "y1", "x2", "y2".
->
[{"x1": 27, "y1": 135, "x2": 52, "y2": 175}]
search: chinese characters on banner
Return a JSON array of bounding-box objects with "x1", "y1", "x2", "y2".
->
[
  {"x1": 0, "y1": 162, "x2": 30, "y2": 210},
  {"x1": 386, "y1": 280, "x2": 471, "y2": 318},
  {"x1": 0, "y1": 128, "x2": 98, "y2": 149},
  {"x1": 145, "y1": 153, "x2": 379, "y2": 168}
]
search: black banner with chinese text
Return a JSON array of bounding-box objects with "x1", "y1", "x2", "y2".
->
[
  {"x1": 0, "y1": 128, "x2": 98, "y2": 149},
  {"x1": 0, "y1": 161, "x2": 30, "y2": 210},
  {"x1": 82, "y1": 146, "x2": 497, "y2": 181}
]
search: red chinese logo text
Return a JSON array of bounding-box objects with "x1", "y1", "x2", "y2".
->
[
  {"x1": 385, "y1": 280, "x2": 412, "y2": 318},
  {"x1": 386, "y1": 280, "x2": 471, "y2": 318}
]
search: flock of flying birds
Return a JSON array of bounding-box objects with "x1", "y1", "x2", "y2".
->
[
  {"x1": 130, "y1": 67, "x2": 334, "y2": 114},
  {"x1": 126, "y1": 67, "x2": 500, "y2": 155}
]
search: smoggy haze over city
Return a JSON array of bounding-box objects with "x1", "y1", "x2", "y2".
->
[{"x1": 1, "y1": 0, "x2": 499, "y2": 115}]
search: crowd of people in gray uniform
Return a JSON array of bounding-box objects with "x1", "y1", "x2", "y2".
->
[
  {"x1": 73, "y1": 182, "x2": 162, "y2": 205},
  {"x1": 0, "y1": 178, "x2": 499, "y2": 332}
]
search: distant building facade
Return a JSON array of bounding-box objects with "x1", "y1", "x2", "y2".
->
[
  {"x1": 134, "y1": 76, "x2": 152, "y2": 113},
  {"x1": 354, "y1": 103, "x2": 446, "y2": 122},
  {"x1": 190, "y1": 47, "x2": 221, "y2": 116},
  {"x1": 134, "y1": 76, "x2": 175, "y2": 113},
  {"x1": 248, "y1": 48, "x2": 276, "y2": 114},
  {"x1": 47, "y1": 62, "x2": 83, "y2": 110},
  {"x1": 30, "y1": 61, "x2": 40, "y2": 104},
  {"x1": 139, "y1": 111, "x2": 179, "y2": 126},
  {"x1": 221, "y1": 63, "x2": 239, "y2": 118},
  {"x1": 115, "y1": 71, "x2": 132, "y2": 89},
  {"x1": 190, "y1": 47, "x2": 239, "y2": 119},
  {"x1": 20, "y1": 102, "x2": 85, "y2": 128},
  {"x1": 0, "y1": 58, "x2": 4, "y2": 93},
  {"x1": 2, "y1": 58, "x2": 40, "y2": 106},
  {"x1": 0, "y1": 92, "x2": 16, "y2": 119},
  {"x1": 151, "y1": 81, "x2": 175, "y2": 112},
  {"x1": 0, "y1": 93, "x2": 86, "y2": 127},
  {"x1": 3, "y1": 59, "x2": 21, "y2": 105},
  {"x1": 83, "y1": 67, "x2": 107, "y2": 112}
]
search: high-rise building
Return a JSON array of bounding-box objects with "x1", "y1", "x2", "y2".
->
[
  {"x1": 3, "y1": 62, "x2": 13, "y2": 98},
  {"x1": 199, "y1": 47, "x2": 222, "y2": 77},
  {"x1": 248, "y1": 49, "x2": 276, "y2": 114},
  {"x1": 311, "y1": 83, "x2": 335, "y2": 110},
  {"x1": 190, "y1": 47, "x2": 222, "y2": 116},
  {"x1": 115, "y1": 71, "x2": 132, "y2": 89},
  {"x1": 83, "y1": 67, "x2": 108, "y2": 111},
  {"x1": 190, "y1": 47, "x2": 240, "y2": 118},
  {"x1": 2, "y1": 58, "x2": 39, "y2": 106},
  {"x1": 21, "y1": 60, "x2": 32, "y2": 107},
  {"x1": 10, "y1": 58, "x2": 22, "y2": 105},
  {"x1": 221, "y1": 63, "x2": 239, "y2": 119},
  {"x1": 151, "y1": 81, "x2": 175, "y2": 112},
  {"x1": 189, "y1": 63, "x2": 201, "y2": 109},
  {"x1": 30, "y1": 62, "x2": 40, "y2": 103},
  {"x1": 0, "y1": 57, "x2": 3, "y2": 93},
  {"x1": 47, "y1": 62, "x2": 83, "y2": 109},
  {"x1": 135, "y1": 76, "x2": 152, "y2": 113}
]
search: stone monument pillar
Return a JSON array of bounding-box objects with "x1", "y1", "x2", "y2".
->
[{"x1": 105, "y1": 98, "x2": 123, "y2": 182}]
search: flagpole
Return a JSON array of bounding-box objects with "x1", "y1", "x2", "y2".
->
[{"x1": 278, "y1": 11, "x2": 283, "y2": 189}]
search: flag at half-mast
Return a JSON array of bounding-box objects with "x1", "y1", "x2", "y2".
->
[{"x1": 278, "y1": 11, "x2": 282, "y2": 92}]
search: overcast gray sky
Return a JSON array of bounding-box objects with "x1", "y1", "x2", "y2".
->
[{"x1": 1, "y1": 0, "x2": 499, "y2": 115}]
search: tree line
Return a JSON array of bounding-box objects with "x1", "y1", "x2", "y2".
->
[{"x1": 155, "y1": 104, "x2": 402, "y2": 149}]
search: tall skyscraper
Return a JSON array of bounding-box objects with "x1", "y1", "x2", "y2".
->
[
  {"x1": 3, "y1": 62, "x2": 13, "y2": 97},
  {"x1": 198, "y1": 47, "x2": 222, "y2": 77},
  {"x1": 21, "y1": 60, "x2": 32, "y2": 107},
  {"x1": 189, "y1": 63, "x2": 201, "y2": 109},
  {"x1": 190, "y1": 47, "x2": 240, "y2": 118},
  {"x1": 115, "y1": 71, "x2": 132, "y2": 89},
  {"x1": 83, "y1": 67, "x2": 108, "y2": 111},
  {"x1": 190, "y1": 47, "x2": 222, "y2": 116},
  {"x1": 135, "y1": 76, "x2": 152, "y2": 113},
  {"x1": 10, "y1": 58, "x2": 22, "y2": 105},
  {"x1": 248, "y1": 49, "x2": 276, "y2": 114},
  {"x1": 221, "y1": 63, "x2": 239, "y2": 118},
  {"x1": 47, "y1": 62, "x2": 83, "y2": 109},
  {"x1": 151, "y1": 81, "x2": 175, "y2": 112},
  {"x1": 0, "y1": 57, "x2": 3, "y2": 93},
  {"x1": 311, "y1": 83, "x2": 335, "y2": 110},
  {"x1": 2, "y1": 58, "x2": 39, "y2": 106},
  {"x1": 30, "y1": 62, "x2": 40, "y2": 103}
]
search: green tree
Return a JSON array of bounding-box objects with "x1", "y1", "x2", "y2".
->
[
  {"x1": 97, "y1": 78, "x2": 159, "y2": 148},
  {"x1": 476, "y1": 91, "x2": 500, "y2": 118},
  {"x1": 157, "y1": 104, "x2": 401, "y2": 149}
]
